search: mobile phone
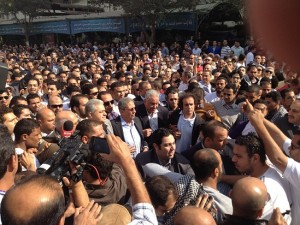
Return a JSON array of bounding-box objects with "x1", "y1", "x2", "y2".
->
[{"x1": 89, "y1": 136, "x2": 110, "y2": 154}]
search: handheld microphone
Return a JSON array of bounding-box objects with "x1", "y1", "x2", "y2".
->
[{"x1": 61, "y1": 120, "x2": 74, "y2": 138}]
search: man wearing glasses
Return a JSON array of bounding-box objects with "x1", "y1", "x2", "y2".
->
[
  {"x1": 48, "y1": 95, "x2": 63, "y2": 115},
  {"x1": 98, "y1": 91, "x2": 119, "y2": 120},
  {"x1": 0, "y1": 90, "x2": 10, "y2": 107}
]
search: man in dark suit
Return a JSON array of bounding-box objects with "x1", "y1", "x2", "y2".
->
[
  {"x1": 111, "y1": 97, "x2": 148, "y2": 158},
  {"x1": 135, "y1": 89, "x2": 169, "y2": 143},
  {"x1": 169, "y1": 93, "x2": 205, "y2": 153},
  {"x1": 134, "y1": 81, "x2": 152, "y2": 106},
  {"x1": 135, "y1": 128, "x2": 194, "y2": 179}
]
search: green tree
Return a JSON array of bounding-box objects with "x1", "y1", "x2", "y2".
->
[
  {"x1": 90, "y1": 0, "x2": 198, "y2": 42},
  {"x1": 0, "y1": 0, "x2": 50, "y2": 46}
]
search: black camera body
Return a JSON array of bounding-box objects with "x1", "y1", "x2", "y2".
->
[
  {"x1": 37, "y1": 131, "x2": 88, "y2": 183},
  {"x1": 37, "y1": 132, "x2": 111, "y2": 183}
]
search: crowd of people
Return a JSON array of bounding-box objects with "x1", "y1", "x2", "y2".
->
[{"x1": 0, "y1": 37, "x2": 299, "y2": 225}]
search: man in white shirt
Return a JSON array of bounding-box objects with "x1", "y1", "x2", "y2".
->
[
  {"x1": 232, "y1": 133, "x2": 291, "y2": 223},
  {"x1": 247, "y1": 100, "x2": 300, "y2": 225}
]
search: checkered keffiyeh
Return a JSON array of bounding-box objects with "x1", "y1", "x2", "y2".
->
[{"x1": 164, "y1": 175, "x2": 217, "y2": 225}]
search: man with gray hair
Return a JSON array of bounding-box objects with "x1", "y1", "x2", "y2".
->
[
  {"x1": 136, "y1": 90, "x2": 169, "y2": 143},
  {"x1": 85, "y1": 99, "x2": 114, "y2": 134},
  {"x1": 111, "y1": 97, "x2": 148, "y2": 158}
]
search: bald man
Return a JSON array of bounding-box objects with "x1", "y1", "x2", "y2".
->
[
  {"x1": 1, "y1": 175, "x2": 65, "y2": 225},
  {"x1": 48, "y1": 95, "x2": 63, "y2": 115},
  {"x1": 174, "y1": 206, "x2": 216, "y2": 225},
  {"x1": 1, "y1": 174, "x2": 101, "y2": 225},
  {"x1": 36, "y1": 108, "x2": 55, "y2": 137},
  {"x1": 220, "y1": 177, "x2": 268, "y2": 224}
]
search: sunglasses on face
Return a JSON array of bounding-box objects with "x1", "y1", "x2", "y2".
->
[
  {"x1": 0, "y1": 96, "x2": 9, "y2": 100},
  {"x1": 50, "y1": 104, "x2": 63, "y2": 108},
  {"x1": 103, "y1": 100, "x2": 114, "y2": 107},
  {"x1": 90, "y1": 92, "x2": 98, "y2": 96}
]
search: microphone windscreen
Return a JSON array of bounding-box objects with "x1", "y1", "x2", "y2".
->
[{"x1": 63, "y1": 120, "x2": 74, "y2": 131}]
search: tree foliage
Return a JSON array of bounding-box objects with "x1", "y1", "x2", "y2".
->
[
  {"x1": 0, "y1": 0, "x2": 50, "y2": 45},
  {"x1": 89, "y1": 0, "x2": 198, "y2": 42},
  {"x1": 0, "y1": 0, "x2": 50, "y2": 23},
  {"x1": 91, "y1": 0, "x2": 198, "y2": 18}
]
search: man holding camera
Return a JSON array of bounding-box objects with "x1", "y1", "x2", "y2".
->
[{"x1": 76, "y1": 119, "x2": 127, "y2": 205}]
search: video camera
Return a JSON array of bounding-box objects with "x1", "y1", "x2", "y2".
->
[{"x1": 37, "y1": 131, "x2": 110, "y2": 183}]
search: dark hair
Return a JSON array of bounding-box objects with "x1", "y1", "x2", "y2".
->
[
  {"x1": 97, "y1": 91, "x2": 110, "y2": 100},
  {"x1": 145, "y1": 175, "x2": 178, "y2": 209},
  {"x1": 9, "y1": 96, "x2": 27, "y2": 108},
  {"x1": 116, "y1": 61, "x2": 126, "y2": 71},
  {"x1": 114, "y1": 71, "x2": 125, "y2": 81},
  {"x1": 26, "y1": 93, "x2": 40, "y2": 103},
  {"x1": 66, "y1": 85, "x2": 81, "y2": 96},
  {"x1": 152, "y1": 128, "x2": 172, "y2": 146},
  {"x1": 192, "y1": 148, "x2": 220, "y2": 181},
  {"x1": 27, "y1": 77, "x2": 40, "y2": 86},
  {"x1": 69, "y1": 94, "x2": 88, "y2": 112},
  {"x1": 0, "y1": 106, "x2": 13, "y2": 124},
  {"x1": 110, "y1": 81, "x2": 125, "y2": 91},
  {"x1": 12, "y1": 105, "x2": 30, "y2": 118},
  {"x1": 246, "y1": 84, "x2": 261, "y2": 94},
  {"x1": 1, "y1": 175, "x2": 65, "y2": 225},
  {"x1": 265, "y1": 91, "x2": 281, "y2": 102},
  {"x1": 235, "y1": 133, "x2": 266, "y2": 163},
  {"x1": 46, "y1": 80, "x2": 61, "y2": 91},
  {"x1": 165, "y1": 87, "x2": 179, "y2": 98},
  {"x1": 202, "y1": 120, "x2": 227, "y2": 140},
  {"x1": 81, "y1": 83, "x2": 96, "y2": 95},
  {"x1": 178, "y1": 93, "x2": 196, "y2": 109},
  {"x1": 14, "y1": 118, "x2": 40, "y2": 142},
  {"x1": 280, "y1": 88, "x2": 294, "y2": 99},
  {"x1": 96, "y1": 77, "x2": 107, "y2": 86},
  {"x1": 88, "y1": 153, "x2": 114, "y2": 180},
  {"x1": 76, "y1": 119, "x2": 102, "y2": 137},
  {"x1": 0, "y1": 125, "x2": 15, "y2": 179},
  {"x1": 224, "y1": 83, "x2": 238, "y2": 94}
]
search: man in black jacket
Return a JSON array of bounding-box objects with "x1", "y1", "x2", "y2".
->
[
  {"x1": 135, "y1": 128, "x2": 194, "y2": 179},
  {"x1": 111, "y1": 97, "x2": 148, "y2": 158}
]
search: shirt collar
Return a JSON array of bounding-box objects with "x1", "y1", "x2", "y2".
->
[{"x1": 120, "y1": 116, "x2": 134, "y2": 126}]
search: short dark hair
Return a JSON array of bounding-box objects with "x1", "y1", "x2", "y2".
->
[
  {"x1": 110, "y1": 81, "x2": 125, "y2": 91},
  {"x1": 265, "y1": 91, "x2": 281, "y2": 102},
  {"x1": 280, "y1": 88, "x2": 294, "y2": 99},
  {"x1": 152, "y1": 128, "x2": 172, "y2": 147},
  {"x1": 26, "y1": 94, "x2": 40, "y2": 103},
  {"x1": 14, "y1": 118, "x2": 40, "y2": 142},
  {"x1": 178, "y1": 93, "x2": 196, "y2": 109},
  {"x1": 27, "y1": 77, "x2": 40, "y2": 86},
  {"x1": 76, "y1": 119, "x2": 102, "y2": 137},
  {"x1": 224, "y1": 83, "x2": 238, "y2": 94},
  {"x1": 96, "y1": 77, "x2": 107, "y2": 86},
  {"x1": 202, "y1": 120, "x2": 227, "y2": 140},
  {"x1": 0, "y1": 106, "x2": 13, "y2": 124},
  {"x1": 192, "y1": 148, "x2": 220, "y2": 181},
  {"x1": 12, "y1": 105, "x2": 30, "y2": 118},
  {"x1": 114, "y1": 71, "x2": 125, "y2": 80},
  {"x1": 116, "y1": 61, "x2": 126, "y2": 71},
  {"x1": 9, "y1": 96, "x2": 27, "y2": 108},
  {"x1": 165, "y1": 87, "x2": 179, "y2": 98},
  {"x1": 1, "y1": 174, "x2": 65, "y2": 225},
  {"x1": 0, "y1": 125, "x2": 15, "y2": 179},
  {"x1": 235, "y1": 133, "x2": 266, "y2": 163},
  {"x1": 69, "y1": 94, "x2": 88, "y2": 112},
  {"x1": 246, "y1": 84, "x2": 261, "y2": 94},
  {"x1": 145, "y1": 175, "x2": 178, "y2": 209},
  {"x1": 66, "y1": 85, "x2": 81, "y2": 96},
  {"x1": 81, "y1": 83, "x2": 96, "y2": 95},
  {"x1": 46, "y1": 80, "x2": 61, "y2": 91}
]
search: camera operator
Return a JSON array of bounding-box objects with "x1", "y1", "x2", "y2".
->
[{"x1": 76, "y1": 119, "x2": 128, "y2": 205}]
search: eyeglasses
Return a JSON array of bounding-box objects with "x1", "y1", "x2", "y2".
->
[
  {"x1": 103, "y1": 100, "x2": 114, "y2": 107},
  {"x1": 265, "y1": 70, "x2": 273, "y2": 73},
  {"x1": 90, "y1": 92, "x2": 98, "y2": 96},
  {"x1": 0, "y1": 96, "x2": 9, "y2": 100},
  {"x1": 50, "y1": 104, "x2": 63, "y2": 108}
]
